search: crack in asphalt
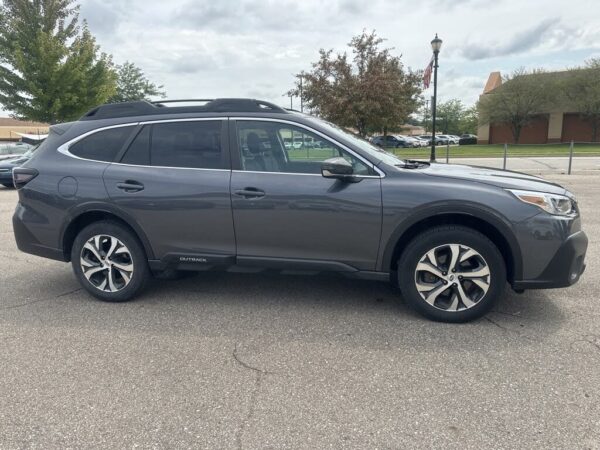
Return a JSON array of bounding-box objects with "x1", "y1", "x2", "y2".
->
[
  {"x1": 0, "y1": 287, "x2": 82, "y2": 310},
  {"x1": 484, "y1": 316, "x2": 541, "y2": 343},
  {"x1": 233, "y1": 343, "x2": 273, "y2": 450},
  {"x1": 570, "y1": 334, "x2": 600, "y2": 354}
]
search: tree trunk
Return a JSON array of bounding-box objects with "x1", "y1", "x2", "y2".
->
[
  {"x1": 592, "y1": 118, "x2": 599, "y2": 142},
  {"x1": 512, "y1": 123, "x2": 522, "y2": 144}
]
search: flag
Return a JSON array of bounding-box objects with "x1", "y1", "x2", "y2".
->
[{"x1": 423, "y1": 58, "x2": 434, "y2": 89}]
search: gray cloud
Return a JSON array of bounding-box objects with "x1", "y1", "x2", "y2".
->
[
  {"x1": 462, "y1": 18, "x2": 560, "y2": 60},
  {"x1": 80, "y1": 0, "x2": 136, "y2": 38}
]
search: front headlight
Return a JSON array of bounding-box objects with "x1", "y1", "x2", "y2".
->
[{"x1": 507, "y1": 189, "x2": 576, "y2": 216}]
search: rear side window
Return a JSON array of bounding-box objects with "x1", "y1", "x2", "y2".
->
[
  {"x1": 120, "y1": 121, "x2": 226, "y2": 169},
  {"x1": 69, "y1": 126, "x2": 133, "y2": 162}
]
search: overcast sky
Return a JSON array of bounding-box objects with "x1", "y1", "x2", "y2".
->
[{"x1": 7, "y1": 0, "x2": 600, "y2": 117}]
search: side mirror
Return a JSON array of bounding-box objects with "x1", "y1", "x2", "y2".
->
[{"x1": 321, "y1": 157, "x2": 356, "y2": 181}]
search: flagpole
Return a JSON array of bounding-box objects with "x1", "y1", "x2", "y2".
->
[{"x1": 429, "y1": 34, "x2": 443, "y2": 163}]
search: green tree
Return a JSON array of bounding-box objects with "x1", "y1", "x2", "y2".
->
[
  {"x1": 108, "y1": 61, "x2": 165, "y2": 103},
  {"x1": 435, "y1": 99, "x2": 464, "y2": 135},
  {"x1": 478, "y1": 68, "x2": 552, "y2": 143},
  {"x1": 459, "y1": 105, "x2": 478, "y2": 135},
  {"x1": 562, "y1": 59, "x2": 600, "y2": 142},
  {"x1": 0, "y1": 0, "x2": 116, "y2": 123},
  {"x1": 288, "y1": 30, "x2": 422, "y2": 137}
]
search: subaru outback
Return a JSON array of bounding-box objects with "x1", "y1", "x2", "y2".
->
[{"x1": 12, "y1": 99, "x2": 587, "y2": 322}]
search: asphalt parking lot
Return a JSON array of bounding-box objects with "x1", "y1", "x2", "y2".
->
[{"x1": 0, "y1": 174, "x2": 599, "y2": 449}]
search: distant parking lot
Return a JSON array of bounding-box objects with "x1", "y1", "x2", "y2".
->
[{"x1": 1, "y1": 174, "x2": 599, "y2": 448}]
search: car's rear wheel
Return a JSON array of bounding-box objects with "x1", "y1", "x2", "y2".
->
[
  {"x1": 397, "y1": 225, "x2": 506, "y2": 323},
  {"x1": 71, "y1": 221, "x2": 149, "y2": 302}
]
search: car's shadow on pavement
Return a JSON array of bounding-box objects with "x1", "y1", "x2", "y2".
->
[{"x1": 0, "y1": 267, "x2": 566, "y2": 355}]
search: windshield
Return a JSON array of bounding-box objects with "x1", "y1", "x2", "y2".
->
[{"x1": 305, "y1": 116, "x2": 405, "y2": 166}]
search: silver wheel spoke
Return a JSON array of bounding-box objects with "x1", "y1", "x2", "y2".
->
[
  {"x1": 116, "y1": 268, "x2": 131, "y2": 284},
  {"x1": 471, "y1": 278, "x2": 490, "y2": 292},
  {"x1": 459, "y1": 266, "x2": 490, "y2": 278},
  {"x1": 424, "y1": 283, "x2": 450, "y2": 306},
  {"x1": 83, "y1": 265, "x2": 106, "y2": 279},
  {"x1": 459, "y1": 248, "x2": 478, "y2": 263},
  {"x1": 97, "y1": 278, "x2": 108, "y2": 291},
  {"x1": 448, "y1": 293, "x2": 460, "y2": 311},
  {"x1": 448, "y1": 244, "x2": 460, "y2": 272},
  {"x1": 106, "y1": 237, "x2": 119, "y2": 258},
  {"x1": 416, "y1": 262, "x2": 444, "y2": 279},
  {"x1": 110, "y1": 261, "x2": 133, "y2": 272},
  {"x1": 80, "y1": 257, "x2": 98, "y2": 268},
  {"x1": 455, "y1": 282, "x2": 475, "y2": 308},
  {"x1": 107, "y1": 268, "x2": 119, "y2": 292},
  {"x1": 83, "y1": 242, "x2": 103, "y2": 262}
]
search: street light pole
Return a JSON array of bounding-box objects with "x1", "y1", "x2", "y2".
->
[{"x1": 430, "y1": 34, "x2": 442, "y2": 162}]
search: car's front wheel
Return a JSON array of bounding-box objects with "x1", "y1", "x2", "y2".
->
[
  {"x1": 71, "y1": 221, "x2": 150, "y2": 302},
  {"x1": 397, "y1": 225, "x2": 506, "y2": 322}
]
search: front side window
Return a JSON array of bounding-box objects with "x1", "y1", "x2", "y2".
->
[
  {"x1": 120, "y1": 121, "x2": 226, "y2": 169},
  {"x1": 236, "y1": 121, "x2": 373, "y2": 175},
  {"x1": 69, "y1": 126, "x2": 134, "y2": 162}
]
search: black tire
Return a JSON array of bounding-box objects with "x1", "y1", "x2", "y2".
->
[
  {"x1": 397, "y1": 225, "x2": 506, "y2": 323},
  {"x1": 2, "y1": 183, "x2": 14, "y2": 188},
  {"x1": 71, "y1": 221, "x2": 150, "y2": 302}
]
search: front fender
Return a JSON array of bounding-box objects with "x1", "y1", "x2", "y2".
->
[{"x1": 378, "y1": 200, "x2": 523, "y2": 281}]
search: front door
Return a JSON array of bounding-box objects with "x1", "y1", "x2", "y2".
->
[
  {"x1": 230, "y1": 119, "x2": 383, "y2": 271},
  {"x1": 103, "y1": 119, "x2": 235, "y2": 262}
]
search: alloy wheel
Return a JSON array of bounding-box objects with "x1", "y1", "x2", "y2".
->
[
  {"x1": 80, "y1": 235, "x2": 134, "y2": 292},
  {"x1": 414, "y1": 243, "x2": 490, "y2": 312}
]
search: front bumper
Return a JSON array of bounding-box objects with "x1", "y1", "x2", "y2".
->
[{"x1": 513, "y1": 230, "x2": 587, "y2": 290}]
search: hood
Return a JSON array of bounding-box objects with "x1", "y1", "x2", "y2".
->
[{"x1": 421, "y1": 162, "x2": 567, "y2": 195}]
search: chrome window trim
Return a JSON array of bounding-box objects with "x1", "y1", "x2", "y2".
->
[
  {"x1": 232, "y1": 170, "x2": 381, "y2": 179},
  {"x1": 231, "y1": 117, "x2": 386, "y2": 178},
  {"x1": 110, "y1": 162, "x2": 230, "y2": 172},
  {"x1": 57, "y1": 118, "x2": 228, "y2": 166}
]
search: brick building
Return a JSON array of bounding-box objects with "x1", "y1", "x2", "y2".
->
[{"x1": 477, "y1": 70, "x2": 599, "y2": 144}]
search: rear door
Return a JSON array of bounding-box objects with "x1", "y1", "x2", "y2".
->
[{"x1": 103, "y1": 119, "x2": 235, "y2": 264}]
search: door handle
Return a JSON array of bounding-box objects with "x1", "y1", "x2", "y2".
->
[
  {"x1": 234, "y1": 188, "x2": 265, "y2": 199},
  {"x1": 117, "y1": 181, "x2": 144, "y2": 193}
]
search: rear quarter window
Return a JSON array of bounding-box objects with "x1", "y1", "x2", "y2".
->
[{"x1": 69, "y1": 126, "x2": 134, "y2": 162}]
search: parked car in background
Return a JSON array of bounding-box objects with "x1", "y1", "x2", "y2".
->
[
  {"x1": 413, "y1": 136, "x2": 429, "y2": 147},
  {"x1": 0, "y1": 142, "x2": 32, "y2": 161},
  {"x1": 404, "y1": 136, "x2": 426, "y2": 148},
  {"x1": 459, "y1": 134, "x2": 478, "y2": 145},
  {"x1": 0, "y1": 144, "x2": 39, "y2": 188},
  {"x1": 370, "y1": 135, "x2": 413, "y2": 148},
  {"x1": 449, "y1": 135, "x2": 461, "y2": 144},
  {"x1": 436, "y1": 135, "x2": 452, "y2": 145},
  {"x1": 419, "y1": 135, "x2": 432, "y2": 145}
]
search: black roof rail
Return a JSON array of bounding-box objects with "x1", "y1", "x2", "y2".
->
[{"x1": 79, "y1": 98, "x2": 288, "y2": 121}]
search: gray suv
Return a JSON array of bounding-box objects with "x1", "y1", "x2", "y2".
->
[{"x1": 12, "y1": 99, "x2": 587, "y2": 322}]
